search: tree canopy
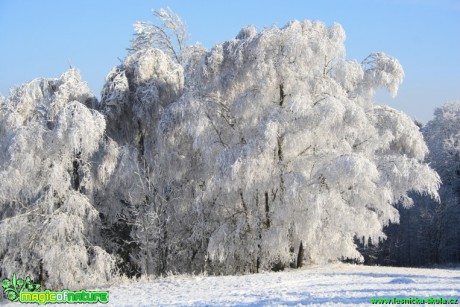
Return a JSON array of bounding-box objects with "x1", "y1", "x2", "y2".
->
[{"x1": 0, "y1": 15, "x2": 443, "y2": 287}]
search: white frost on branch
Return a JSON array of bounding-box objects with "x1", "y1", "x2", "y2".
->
[
  {"x1": 1, "y1": 14, "x2": 441, "y2": 284},
  {"x1": 128, "y1": 7, "x2": 188, "y2": 64},
  {"x1": 0, "y1": 69, "x2": 116, "y2": 288}
]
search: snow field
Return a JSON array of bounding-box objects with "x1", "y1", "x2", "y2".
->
[{"x1": 3, "y1": 263, "x2": 456, "y2": 306}]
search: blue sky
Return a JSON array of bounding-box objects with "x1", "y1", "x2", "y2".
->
[{"x1": 0, "y1": 0, "x2": 459, "y2": 123}]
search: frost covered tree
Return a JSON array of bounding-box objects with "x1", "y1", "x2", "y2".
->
[
  {"x1": 1, "y1": 14, "x2": 443, "y2": 284},
  {"x1": 422, "y1": 102, "x2": 460, "y2": 263},
  {"x1": 348, "y1": 102, "x2": 460, "y2": 268},
  {"x1": 175, "y1": 21, "x2": 440, "y2": 271},
  {"x1": 102, "y1": 19, "x2": 440, "y2": 275},
  {"x1": 368, "y1": 103, "x2": 460, "y2": 266},
  {"x1": 128, "y1": 7, "x2": 188, "y2": 64},
  {"x1": 97, "y1": 46, "x2": 191, "y2": 276},
  {"x1": 0, "y1": 69, "x2": 116, "y2": 288}
]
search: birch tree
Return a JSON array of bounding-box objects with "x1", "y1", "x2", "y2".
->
[
  {"x1": 153, "y1": 21, "x2": 439, "y2": 271},
  {"x1": 128, "y1": 7, "x2": 188, "y2": 64},
  {"x1": 103, "y1": 19, "x2": 440, "y2": 274},
  {"x1": 0, "y1": 69, "x2": 116, "y2": 288},
  {"x1": 1, "y1": 14, "x2": 442, "y2": 284}
]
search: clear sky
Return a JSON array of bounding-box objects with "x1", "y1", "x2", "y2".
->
[{"x1": 0, "y1": 0, "x2": 459, "y2": 123}]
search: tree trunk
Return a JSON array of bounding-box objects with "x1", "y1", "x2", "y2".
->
[{"x1": 297, "y1": 241, "x2": 304, "y2": 268}]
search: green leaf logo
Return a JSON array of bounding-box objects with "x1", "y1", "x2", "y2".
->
[
  {"x1": 2, "y1": 274, "x2": 41, "y2": 302},
  {"x1": 1, "y1": 279, "x2": 11, "y2": 289}
]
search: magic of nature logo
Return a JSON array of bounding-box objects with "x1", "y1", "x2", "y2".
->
[{"x1": 2, "y1": 273, "x2": 109, "y2": 304}]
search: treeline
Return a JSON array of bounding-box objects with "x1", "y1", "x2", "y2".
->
[
  {"x1": 0, "y1": 12, "x2": 455, "y2": 290},
  {"x1": 359, "y1": 104, "x2": 460, "y2": 267}
]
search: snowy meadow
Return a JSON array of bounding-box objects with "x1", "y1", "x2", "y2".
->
[
  {"x1": 88, "y1": 264, "x2": 460, "y2": 306},
  {"x1": 3, "y1": 264, "x2": 460, "y2": 306}
]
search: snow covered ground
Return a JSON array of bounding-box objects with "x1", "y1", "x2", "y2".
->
[{"x1": 2, "y1": 263, "x2": 459, "y2": 306}]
